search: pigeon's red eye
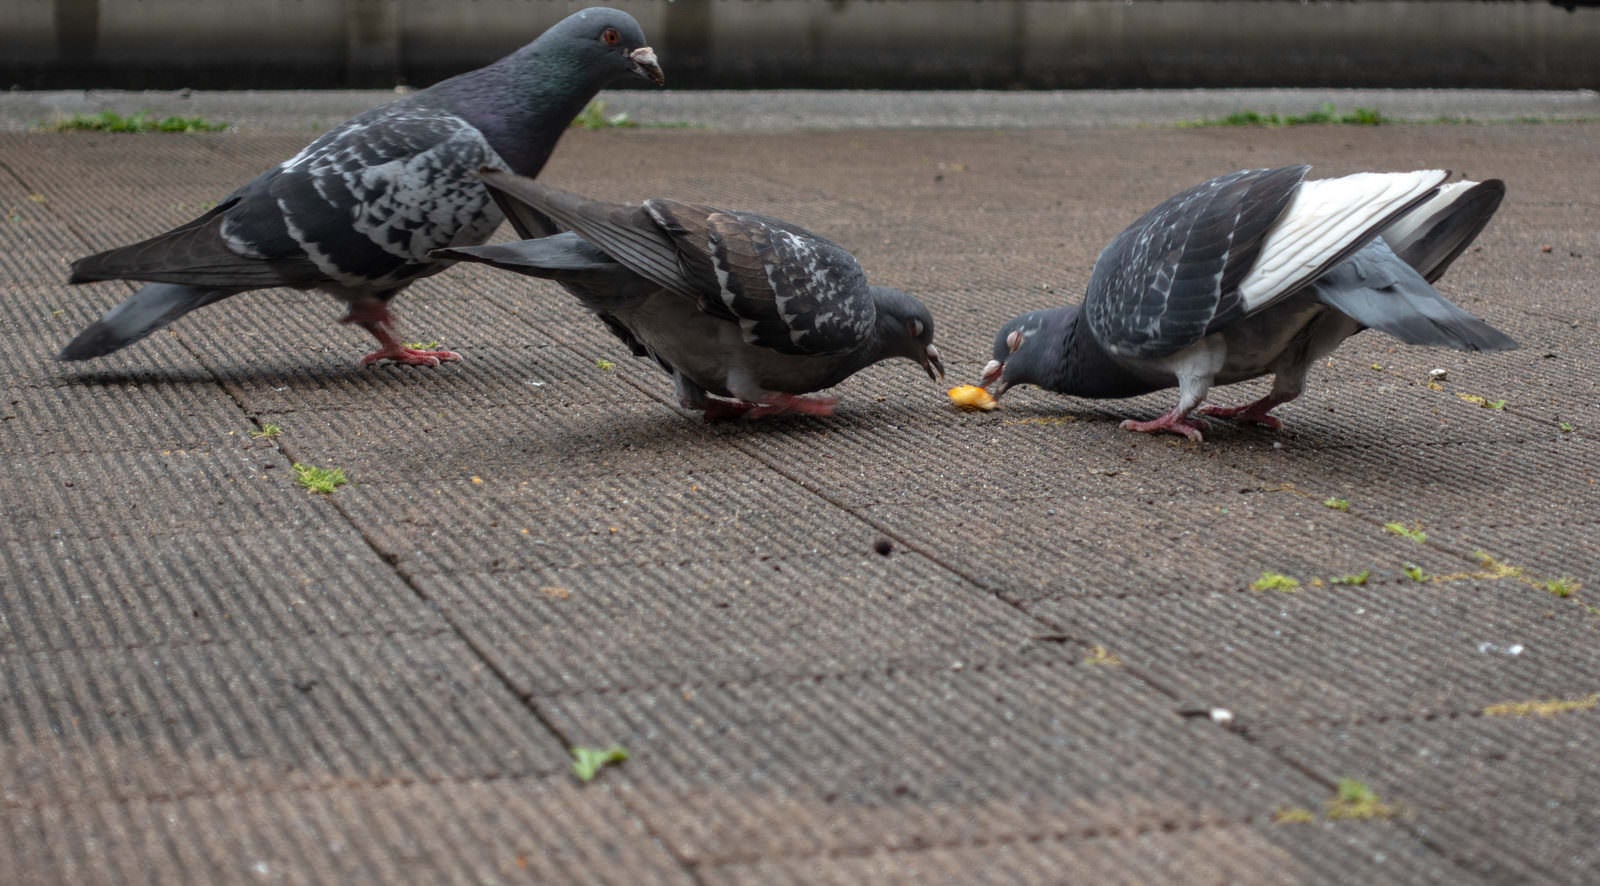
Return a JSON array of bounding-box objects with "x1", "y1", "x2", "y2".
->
[{"x1": 602, "y1": 27, "x2": 621, "y2": 46}]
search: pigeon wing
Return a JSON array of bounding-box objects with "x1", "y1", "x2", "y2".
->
[
  {"x1": 644, "y1": 202, "x2": 876, "y2": 356},
  {"x1": 251, "y1": 108, "x2": 506, "y2": 286},
  {"x1": 1084, "y1": 165, "x2": 1309, "y2": 359}
]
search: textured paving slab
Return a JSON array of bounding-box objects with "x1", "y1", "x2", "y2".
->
[
  {"x1": 1, "y1": 114, "x2": 1597, "y2": 881},
  {"x1": 1257, "y1": 711, "x2": 1600, "y2": 884}
]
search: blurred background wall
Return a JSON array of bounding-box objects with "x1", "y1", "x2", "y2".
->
[{"x1": 5, "y1": 0, "x2": 1599, "y2": 90}]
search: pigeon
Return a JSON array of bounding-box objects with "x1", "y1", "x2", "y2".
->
[
  {"x1": 981, "y1": 165, "x2": 1516, "y2": 441},
  {"x1": 60, "y1": 7, "x2": 663, "y2": 367},
  {"x1": 433, "y1": 170, "x2": 944, "y2": 419}
]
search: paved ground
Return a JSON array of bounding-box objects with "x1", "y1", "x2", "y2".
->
[{"x1": 2, "y1": 94, "x2": 1598, "y2": 883}]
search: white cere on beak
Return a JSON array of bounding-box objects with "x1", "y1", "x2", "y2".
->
[{"x1": 1006, "y1": 330, "x2": 1024, "y2": 353}]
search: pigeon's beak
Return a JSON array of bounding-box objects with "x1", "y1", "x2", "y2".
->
[
  {"x1": 629, "y1": 47, "x2": 665, "y2": 86},
  {"x1": 920, "y1": 344, "x2": 945, "y2": 382},
  {"x1": 980, "y1": 358, "x2": 1006, "y2": 396}
]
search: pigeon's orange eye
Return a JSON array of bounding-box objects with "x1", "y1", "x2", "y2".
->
[{"x1": 602, "y1": 27, "x2": 621, "y2": 45}]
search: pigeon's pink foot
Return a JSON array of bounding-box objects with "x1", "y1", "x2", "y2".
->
[
  {"x1": 343, "y1": 299, "x2": 460, "y2": 368},
  {"x1": 1201, "y1": 395, "x2": 1289, "y2": 430},
  {"x1": 1120, "y1": 410, "x2": 1207, "y2": 442},
  {"x1": 744, "y1": 393, "x2": 838, "y2": 420},
  {"x1": 701, "y1": 398, "x2": 758, "y2": 421},
  {"x1": 358, "y1": 344, "x2": 463, "y2": 367}
]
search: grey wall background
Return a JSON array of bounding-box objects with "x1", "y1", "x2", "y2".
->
[{"x1": 5, "y1": 0, "x2": 1599, "y2": 90}]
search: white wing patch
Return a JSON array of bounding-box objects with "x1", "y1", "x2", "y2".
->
[
  {"x1": 1237, "y1": 170, "x2": 1448, "y2": 312},
  {"x1": 1380, "y1": 180, "x2": 1478, "y2": 257}
]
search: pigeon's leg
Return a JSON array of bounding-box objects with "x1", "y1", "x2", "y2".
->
[
  {"x1": 701, "y1": 398, "x2": 758, "y2": 421},
  {"x1": 341, "y1": 297, "x2": 462, "y2": 367},
  {"x1": 743, "y1": 393, "x2": 838, "y2": 419},
  {"x1": 1200, "y1": 392, "x2": 1296, "y2": 430},
  {"x1": 1120, "y1": 405, "x2": 1209, "y2": 442},
  {"x1": 1201, "y1": 313, "x2": 1351, "y2": 429},
  {"x1": 672, "y1": 373, "x2": 753, "y2": 421},
  {"x1": 1121, "y1": 367, "x2": 1211, "y2": 442}
]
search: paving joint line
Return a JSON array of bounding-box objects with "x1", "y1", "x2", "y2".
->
[{"x1": 687, "y1": 811, "x2": 1279, "y2": 870}]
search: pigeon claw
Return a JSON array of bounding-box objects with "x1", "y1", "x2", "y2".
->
[
  {"x1": 1200, "y1": 396, "x2": 1290, "y2": 430},
  {"x1": 1120, "y1": 413, "x2": 1207, "y2": 442},
  {"x1": 746, "y1": 394, "x2": 838, "y2": 420},
  {"x1": 359, "y1": 345, "x2": 463, "y2": 368},
  {"x1": 704, "y1": 393, "x2": 838, "y2": 421}
]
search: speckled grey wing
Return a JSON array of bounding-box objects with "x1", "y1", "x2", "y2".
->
[
  {"x1": 1084, "y1": 165, "x2": 1308, "y2": 359},
  {"x1": 240, "y1": 107, "x2": 505, "y2": 287},
  {"x1": 644, "y1": 202, "x2": 876, "y2": 356}
]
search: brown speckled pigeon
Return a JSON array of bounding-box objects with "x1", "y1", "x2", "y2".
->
[
  {"x1": 982, "y1": 165, "x2": 1516, "y2": 441},
  {"x1": 61, "y1": 7, "x2": 662, "y2": 368},
  {"x1": 434, "y1": 171, "x2": 944, "y2": 420}
]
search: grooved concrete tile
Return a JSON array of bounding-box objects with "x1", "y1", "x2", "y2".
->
[
  {"x1": 0, "y1": 634, "x2": 569, "y2": 807},
  {"x1": 1216, "y1": 437, "x2": 1600, "y2": 539},
  {"x1": 4, "y1": 448, "x2": 334, "y2": 541},
  {"x1": 541, "y1": 661, "x2": 1328, "y2": 863},
  {"x1": 1, "y1": 282, "x2": 208, "y2": 379},
  {"x1": 699, "y1": 822, "x2": 1475, "y2": 885},
  {"x1": 1258, "y1": 712, "x2": 1600, "y2": 884},
  {"x1": 352, "y1": 470, "x2": 884, "y2": 574},
  {"x1": 0, "y1": 778, "x2": 691, "y2": 884},
  {"x1": 866, "y1": 490, "x2": 1475, "y2": 601},
  {"x1": 0, "y1": 380, "x2": 251, "y2": 456},
  {"x1": 0, "y1": 529, "x2": 438, "y2": 654},
  {"x1": 415, "y1": 553, "x2": 1058, "y2": 697},
  {"x1": 1029, "y1": 581, "x2": 1600, "y2": 726},
  {"x1": 1423, "y1": 520, "x2": 1600, "y2": 589},
  {"x1": 726, "y1": 401, "x2": 1271, "y2": 508},
  {"x1": 262, "y1": 400, "x2": 732, "y2": 480}
]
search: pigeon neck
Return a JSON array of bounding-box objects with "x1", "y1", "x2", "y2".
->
[
  {"x1": 1054, "y1": 309, "x2": 1166, "y2": 399},
  {"x1": 430, "y1": 48, "x2": 605, "y2": 176}
]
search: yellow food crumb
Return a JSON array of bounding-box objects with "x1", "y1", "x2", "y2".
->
[{"x1": 947, "y1": 385, "x2": 997, "y2": 411}]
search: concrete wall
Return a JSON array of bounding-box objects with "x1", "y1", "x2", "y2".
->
[{"x1": 4, "y1": 1, "x2": 1598, "y2": 90}]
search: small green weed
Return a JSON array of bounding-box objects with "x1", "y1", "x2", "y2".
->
[
  {"x1": 571, "y1": 101, "x2": 638, "y2": 130},
  {"x1": 46, "y1": 111, "x2": 228, "y2": 133},
  {"x1": 1326, "y1": 778, "x2": 1398, "y2": 820},
  {"x1": 1251, "y1": 572, "x2": 1301, "y2": 593},
  {"x1": 249, "y1": 423, "x2": 282, "y2": 440},
  {"x1": 1402, "y1": 563, "x2": 1428, "y2": 582},
  {"x1": 1323, "y1": 497, "x2": 1351, "y2": 512},
  {"x1": 1273, "y1": 807, "x2": 1317, "y2": 825},
  {"x1": 292, "y1": 462, "x2": 348, "y2": 494},
  {"x1": 571, "y1": 745, "x2": 629, "y2": 782},
  {"x1": 1385, "y1": 522, "x2": 1427, "y2": 544},
  {"x1": 1559, "y1": 421, "x2": 1574, "y2": 433},
  {"x1": 1540, "y1": 577, "x2": 1580, "y2": 598},
  {"x1": 596, "y1": 358, "x2": 616, "y2": 371},
  {"x1": 402, "y1": 340, "x2": 441, "y2": 351},
  {"x1": 1330, "y1": 570, "x2": 1370, "y2": 586},
  {"x1": 1483, "y1": 693, "x2": 1597, "y2": 718},
  {"x1": 1181, "y1": 104, "x2": 1384, "y2": 129}
]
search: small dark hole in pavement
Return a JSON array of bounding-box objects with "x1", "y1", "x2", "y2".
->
[{"x1": 873, "y1": 538, "x2": 893, "y2": 556}]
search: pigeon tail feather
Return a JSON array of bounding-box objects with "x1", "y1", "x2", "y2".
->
[
  {"x1": 58, "y1": 282, "x2": 239, "y2": 360},
  {"x1": 1312, "y1": 240, "x2": 1517, "y2": 352},
  {"x1": 69, "y1": 203, "x2": 310, "y2": 289},
  {"x1": 1382, "y1": 179, "x2": 1506, "y2": 282},
  {"x1": 476, "y1": 170, "x2": 697, "y2": 299},
  {"x1": 436, "y1": 234, "x2": 621, "y2": 277}
]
